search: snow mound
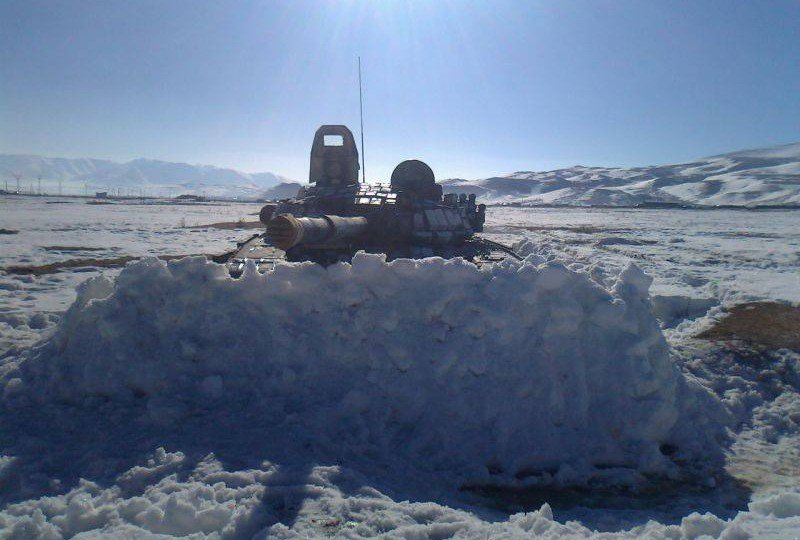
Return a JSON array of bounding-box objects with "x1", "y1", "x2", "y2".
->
[{"x1": 3, "y1": 254, "x2": 728, "y2": 487}]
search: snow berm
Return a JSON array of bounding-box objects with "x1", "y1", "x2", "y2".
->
[{"x1": 3, "y1": 253, "x2": 728, "y2": 490}]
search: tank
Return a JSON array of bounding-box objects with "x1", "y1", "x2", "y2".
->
[{"x1": 225, "y1": 125, "x2": 519, "y2": 275}]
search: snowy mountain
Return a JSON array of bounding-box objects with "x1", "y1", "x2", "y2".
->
[
  {"x1": 0, "y1": 154, "x2": 292, "y2": 199},
  {"x1": 0, "y1": 154, "x2": 116, "y2": 182},
  {"x1": 5, "y1": 141, "x2": 799, "y2": 205},
  {"x1": 261, "y1": 181, "x2": 303, "y2": 200},
  {"x1": 443, "y1": 142, "x2": 800, "y2": 207}
]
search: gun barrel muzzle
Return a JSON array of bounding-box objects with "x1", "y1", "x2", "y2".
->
[{"x1": 267, "y1": 214, "x2": 368, "y2": 250}]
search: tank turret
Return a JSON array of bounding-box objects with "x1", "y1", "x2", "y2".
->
[
  {"x1": 309, "y1": 125, "x2": 360, "y2": 188},
  {"x1": 224, "y1": 125, "x2": 516, "y2": 273}
]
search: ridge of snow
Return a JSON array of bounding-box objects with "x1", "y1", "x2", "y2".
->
[{"x1": 2, "y1": 254, "x2": 728, "y2": 494}]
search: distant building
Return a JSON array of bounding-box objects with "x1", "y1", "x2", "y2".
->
[
  {"x1": 95, "y1": 191, "x2": 108, "y2": 199},
  {"x1": 175, "y1": 194, "x2": 207, "y2": 202}
]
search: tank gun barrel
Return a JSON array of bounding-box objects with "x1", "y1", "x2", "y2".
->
[{"x1": 267, "y1": 214, "x2": 368, "y2": 250}]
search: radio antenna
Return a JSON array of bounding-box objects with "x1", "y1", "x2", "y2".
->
[{"x1": 358, "y1": 56, "x2": 366, "y2": 184}]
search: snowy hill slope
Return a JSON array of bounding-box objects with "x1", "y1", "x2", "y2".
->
[
  {"x1": 0, "y1": 154, "x2": 116, "y2": 182},
  {"x1": 0, "y1": 154, "x2": 291, "y2": 198},
  {"x1": 5, "y1": 141, "x2": 799, "y2": 204},
  {"x1": 443, "y1": 142, "x2": 800, "y2": 207},
  {"x1": 261, "y1": 181, "x2": 303, "y2": 200}
]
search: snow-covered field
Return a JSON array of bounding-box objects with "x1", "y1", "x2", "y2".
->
[
  {"x1": 485, "y1": 206, "x2": 800, "y2": 306},
  {"x1": 1, "y1": 196, "x2": 799, "y2": 539},
  {"x1": 0, "y1": 197, "x2": 263, "y2": 353}
]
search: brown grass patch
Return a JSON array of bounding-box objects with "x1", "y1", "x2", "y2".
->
[
  {"x1": 4, "y1": 254, "x2": 208, "y2": 276},
  {"x1": 42, "y1": 246, "x2": 107, "y2": 252},
  {"x1": 510, "y1": 225, "x2": 612, "y2": 234},
  {"x1": 696, "y1": 302, "x2": 800, "y2": 350},
  {"x1": 189, "y1": 221, "x2": 263, "y2": 230}
]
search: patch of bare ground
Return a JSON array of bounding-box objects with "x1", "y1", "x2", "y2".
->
[
  {"x1": 189, "y1": 220, "x2": 263, "y2": 230},
  {"x1": 697, "y1": 302, "x2": 800, "y2": 350},
  {"x1": 3, "y1": 254, "x2": 221, "y2": 276},
  {"x1": 488, "y1": 225, "x2": 632, "y2": 234},
  {"x1": 462, "y1": 476, "x2": 749, "y2": 517},
  {"x1": 42, "y1": 246, "x2": 107, "y2": 252}
]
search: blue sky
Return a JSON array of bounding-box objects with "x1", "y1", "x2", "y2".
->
[{"x1": 1, "y1": 0, "x2": 798, "y2": 181}]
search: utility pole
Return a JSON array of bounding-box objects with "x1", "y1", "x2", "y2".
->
[
  {"x1": 38, "y1": 176, "x2": 42, "y2": 196},
  {"x1": 13, "y1": 173, "x2": 21, "y2": 194},
  {"x1": 58, "y1": 180, "x2": 63, "y2": 196}
]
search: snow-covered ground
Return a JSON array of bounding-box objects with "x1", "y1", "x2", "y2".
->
[
  {"x1": 0, "y1": 196, "x2": 263, "y2": 353},
  {"x1": 0, "y1": 196, "x2": 799, "y2": 539},
  {"x1": 443, "y1": 142, "x2": 800, "y2": 207},
  {"x1": 484, "y1": 206, "x2": 800, "y2": 306}
]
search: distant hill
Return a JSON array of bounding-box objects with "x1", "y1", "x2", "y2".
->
[
  {"x1": 442, "y1": 142, "x2": 800, "y2": 207},
  {"x1": 5, "y1": 141, "x2": 799, "y2": 206},
  {"x1": 0, "y1": 154, "x2": 293, "y2": 199},
  {"x1": 261, "y1": 182, "x2": 303, "y2": 201}
]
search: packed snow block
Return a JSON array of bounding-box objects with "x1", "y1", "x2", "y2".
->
[
  {"x1": 651, "y1": 294, "x2": 718, "y2": 328},
  {"x1": 7, "y1": 254, "x2": 728, "y2": 486}
]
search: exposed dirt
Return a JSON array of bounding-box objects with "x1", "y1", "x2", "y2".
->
[
  {"x1": 3, "y1": 254, "x2": 219, "y2": 276},
  {"x1": 488, "y1": 225, "x2": 632, "y2": 234},
  {"x1": 596, "y1": 237, "x2": 658, "y2": 246},
  {"x1": 462, "y1": 476, "x2": 750, "y2": 517},
  {"x1": 42, "y1": 246, "x2": 107, "y2": 252},
  {"x1": 697, "y1": 302, "x2": 800, "y2": 350},
  {"x1": 189, "y1": 221, "x2": 263, "y2": 230}
]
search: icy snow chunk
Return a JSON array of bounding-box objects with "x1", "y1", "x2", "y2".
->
[
  {"x1": 73, "y1": 274, "x2": 114, "y2": 309},
  {"x1": 117, "y1": 448, "x2": 186, "y2": 495},
  {"x1": 7, "y1": 254, "x2": 729, "y2": 486},
  {"x1": 749, "y1": 491, "x2": 800, "y2": 518},
  {"x1": 680, "y1": 511, "x2": 727, "y2": 539},
  {"x1": 652, "y1": 294, "x2": 718, "y2": 328}
]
